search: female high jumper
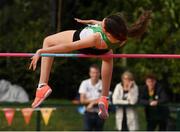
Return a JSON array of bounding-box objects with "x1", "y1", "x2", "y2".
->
[{"x1": 29, "y1": 11, "x2": 151, "y2": 119}]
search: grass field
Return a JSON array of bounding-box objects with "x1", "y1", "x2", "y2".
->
[{"x1": 0, "y1": 100, "x2": 151, "y2": 131}]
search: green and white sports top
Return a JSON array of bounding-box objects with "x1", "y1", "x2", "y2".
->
[{"x1": 79, "y1": 24, "x2": 119, "y2": 50}]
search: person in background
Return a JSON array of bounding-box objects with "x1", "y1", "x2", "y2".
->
[
  {"x1": 78, "y1": 64, "x2": 105, "y2": 131},
  {"x1": 112, "y1": 71, "x2": 139, "y2": 131},
  {"x1": 139, "y1": 73, "x2": 169, "y2": 131}
]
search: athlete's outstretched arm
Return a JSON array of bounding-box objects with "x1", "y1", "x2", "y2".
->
[
  {"x1": 29, "y1": 33, "x2": 100, "y2": 70},
  {"x1": 74, "y1": 18, "x2": 102, "y2": 25},
  {"x1": 38, "y1": 33, "x2": 99, "y2": 53}
]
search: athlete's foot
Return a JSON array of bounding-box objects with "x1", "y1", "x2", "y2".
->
[
  {"x1": 98, "y1": 96, "x2": 109, "y2": 120},
  {"x1": 32, "y1": 85, "x2": 52, "y2": 108}
]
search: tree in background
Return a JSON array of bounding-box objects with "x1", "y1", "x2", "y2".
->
[{"x1": 0, "y1": 0, "x2": 51, "y2": 97}]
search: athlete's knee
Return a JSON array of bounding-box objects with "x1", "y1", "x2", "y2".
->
[{"x1": 43, "y1": 36, "x2": 53, "y2": 48}]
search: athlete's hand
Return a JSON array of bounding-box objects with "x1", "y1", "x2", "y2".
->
[
  {"x1": 29, "y1": 49, "x2": 41, "y2": 71},
  {"x1": 74, "y1": 18, "x2": 102, "y2": 25},
  {"x1": 74, "y1": 18, "x2": 86, "y2": 24}
]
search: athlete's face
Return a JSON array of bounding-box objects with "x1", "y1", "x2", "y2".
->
[
  {"x1": 101, "y1": 19, "x2": 106, "y2": 33},
  {"x1": 102, "y1": 19, "x2": 121, "y2": 44}
]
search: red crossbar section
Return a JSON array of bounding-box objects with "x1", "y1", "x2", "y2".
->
[{"x1": 0, "y1": 53, "x2": 33, "y2": 57}]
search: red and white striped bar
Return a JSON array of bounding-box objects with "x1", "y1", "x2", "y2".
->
[{"x1": 0, "y1": 53, "x2": 180, "y2": 59}]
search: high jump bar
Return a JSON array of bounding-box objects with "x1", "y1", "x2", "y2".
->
[{"x1": 0, "y1": 53, "x2": 180, "y2": 59}]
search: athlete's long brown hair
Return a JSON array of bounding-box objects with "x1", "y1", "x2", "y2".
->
[
  {"x1": 128, "y1": 10, "x2": 152, "y2": 38},
  {"x1": 104, "y1": 10, "x2": 151, "y2": 41}
]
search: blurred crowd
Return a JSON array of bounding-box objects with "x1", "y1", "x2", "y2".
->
[
  {"x1": 0, "y1": 64, "x2": 172, "y2": 131},
  {"x1": 76, "y1": 64, "x2": 172, "y2": 131}
]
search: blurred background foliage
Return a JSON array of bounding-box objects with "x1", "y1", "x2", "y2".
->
[{"x1": 0, "y1": 0, "x2": 179, "y2": 101}]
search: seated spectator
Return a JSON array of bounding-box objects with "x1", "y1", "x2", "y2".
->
[
  {"x1": 78, "y1": 64, "x2": 105, "y2": 131},
  {"x1": 139, "y1": 73, "x2": 169, "y2": 131},
  {"x1": 112, "y1": 71, "x2": 139, "y2": 131}
]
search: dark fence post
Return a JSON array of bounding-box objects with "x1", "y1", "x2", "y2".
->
[{"x1": 36, "y1": 110, "x2": 41, "y2": 131}]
